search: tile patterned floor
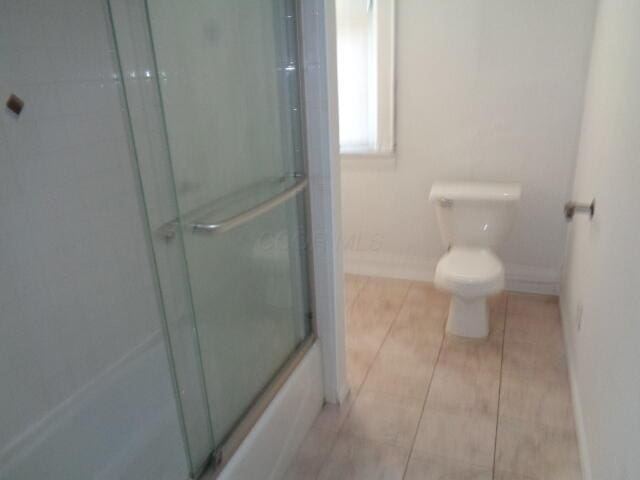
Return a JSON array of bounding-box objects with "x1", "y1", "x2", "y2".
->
[{"x1": 285, "y1": 275, "x2": 581, "y2": 480}]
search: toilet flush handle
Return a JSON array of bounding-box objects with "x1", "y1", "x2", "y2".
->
[
  {"x1": 564, "y1": 199, "x2": 595, "y2": 221},
  {"x1": 439, "y1": 197, "x2": 454, "y2": 208}
]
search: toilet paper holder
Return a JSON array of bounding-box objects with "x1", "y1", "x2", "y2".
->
[{"x1": 564, "y1": 200, "x2": 595, "y2": 221}]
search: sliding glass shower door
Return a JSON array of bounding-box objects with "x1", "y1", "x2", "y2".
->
[{"x1": 108, "y1": 0, "x2": 313, "y2": 476}]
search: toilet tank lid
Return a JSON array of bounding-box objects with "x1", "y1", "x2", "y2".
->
[{"x1": 429, "y1": 181, "x2": 522, "y2": 202}]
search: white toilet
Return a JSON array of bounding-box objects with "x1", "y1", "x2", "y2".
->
[{"x1": 429, "y1": 182, "x2": 521, "y2": 338}]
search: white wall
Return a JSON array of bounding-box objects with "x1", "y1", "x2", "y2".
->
[
  {"x1": 561, "y1": 0, "x2": 640, "y2": 478},
  {"x1": 0, "y1": 0, "x2": 187, "y2": 477},
  {"x1": 341, "y1": 0, "x2": 598, "y2": 293}
]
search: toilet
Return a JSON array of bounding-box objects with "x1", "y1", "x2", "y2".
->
[{"x1": 429, "y1": 182, "x2": 521, "y2": 338}]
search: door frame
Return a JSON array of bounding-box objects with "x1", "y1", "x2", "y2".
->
[{"x1": 301, "y1": 0, "x2": 348, "y2": 407}]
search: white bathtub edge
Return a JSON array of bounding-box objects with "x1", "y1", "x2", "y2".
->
[{"x1": 215, "y1": 341, "x2": 324, "y2": 480}]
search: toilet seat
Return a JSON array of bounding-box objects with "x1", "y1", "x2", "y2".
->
[{"x1": 435, "y1": 247, "x2": 504, "y2": 298}]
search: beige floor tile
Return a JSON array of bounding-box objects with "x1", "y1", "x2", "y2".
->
[
  {"x1": 495, "y1": 417, "x2": 582, "y2": 480},
  {"x1": 499, "y1": 371, "x2": 574, "y2": 430},
  {"x1": 404, "y1": 452, "x2": 493, "y2": 480},
  {"x1": 389, "y1": 286, "x2": 447, "y2": 348},
  {"x1": 346, "y1": 314, "x2": 392, "y2": 352},
  {"x1": 345, "y1": 274, "x2": 368, "y2": 312},
  {"x1": 426, "y1": 368, "x2": 500, "y2": 417},
  {"x1": 313, "y1": 391, "x2": 357, "y2": 433},
  {"x1": 402, "y1": 282, "x2": 451, "y2": 319},
  {"x1": 342, "y1": 390, "x2": 423, "y2": 448},
  {"x1": 490, "y1": 297, "x2": 508, "y2": 339},
  {"x1": 493, "y1": 470, "x2": 537, "y2": 480},
  {"x1": 284, "y1": 427, "x2": 338, "y2": 480},
  {"x1": 317, "y1": 433, "x2": 409, "y2": 480},
  {"x1": 412, "y1": 303, "x2": 502, "y2": 469},
  {"x1": 348, "y1": 277, "x2": 411, "y2": 329},
  {"x1": 346, "y1": 340, "x2": 377, "y2": 391},
  {"x1": 437, "y1": 335, "x2": 503, "y2": 379},
  {"x1": 401, "y1": 289, "x2": 503, "y2": 391},
  {"x1": 413, "y1": 406, "x2": 498, "y2": 468},
  {"x1": 387, "y1": 314, "x2": 444, "y2": 353},
  {"x1": 292, "y1": 276, "x2": 581, "y2": 480},
  {"x1": 362, "y1": 332, "x2": 440, "y2": 400},
  {"x1": 502, "y1": 339, "x2": 569, "y2": 386},
  {"x1": 385, "y1": 317, "x2": 444, "y2": 357},
  {"x1": 347, "y1": 278, "x2": 410, "y2": 347},
  {"x1": 507, "y1": 293, "x2": 560, "y2": 319},
  {"x1": 505, "y1": 314, "x2": 565, "y2": 352},
  {"x1": 505, "y1": 294, "x2": 563, "y2": 349},
  {"x1": 489, "y1": 291, "x2": 508, "y2": 315},
  {"x1": 346, "y1": 277, "x2": 412, "y2": 390}
]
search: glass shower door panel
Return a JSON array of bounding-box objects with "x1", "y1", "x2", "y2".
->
[
  {"x1": 146, "y1": 0, "x2": 304, "y2": 212},
  {"x1": 186, "y1": 196, "x2": 310, "y2": 440},
  {"x1": 144, "y1": 0, "x2": 312, "y2": 451}
]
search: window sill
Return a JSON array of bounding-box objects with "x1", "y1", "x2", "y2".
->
[
  {"x1": 339, "y1": 148, "x2": 395, "y2": 158},
  {"x1": 340, "y1": 149, "x2": 397, "y2": 171}
]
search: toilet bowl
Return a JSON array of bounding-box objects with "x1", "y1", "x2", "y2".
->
[
  {"x1": 429, "y1": 182, "x2": 521, "y2": 338},
  {"x1": 435, "y1": 247, "x2": 504, "y2": 338}
]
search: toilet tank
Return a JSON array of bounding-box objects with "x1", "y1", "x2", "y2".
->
[{"x1": 429, "y1": 182, "x2": 522, "y2": 248}]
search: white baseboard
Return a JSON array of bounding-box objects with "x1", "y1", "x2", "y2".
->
[
  {"x1": 559, "y1": 297, "x2": 592, "y2": 480},
  {"x1": 505, "y1": 263, "x2": 561, "y2": 295},
  {"x1": 344, "y1": 251, "x2": 560, "y2": 295},
  {"x1": 344, "y1": 251, "x2": 438, "y2": 282}
]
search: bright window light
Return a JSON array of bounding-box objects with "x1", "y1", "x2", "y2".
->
[{"x1": 336, "y1": 0, "x2": 395, "y2": 155}]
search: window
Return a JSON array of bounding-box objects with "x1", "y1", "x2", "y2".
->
[{"x1": 336, "y1": 0, "x2": 395, "y2": 155}]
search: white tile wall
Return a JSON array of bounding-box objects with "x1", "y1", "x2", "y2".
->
[{"x1": 0, "y1": 0, "x2": 187, "y2": 477}]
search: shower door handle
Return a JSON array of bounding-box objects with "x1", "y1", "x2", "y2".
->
[{"x1": 190, "y1": 177, "x2": 308, "y2": 235}]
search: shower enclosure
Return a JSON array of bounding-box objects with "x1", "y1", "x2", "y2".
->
[
  {"x1": 0, "y1": 0, "x2": 321, "y2": 476},
  {"x1": 109, "y1": 0, "x2": 315, "y2": 476}
]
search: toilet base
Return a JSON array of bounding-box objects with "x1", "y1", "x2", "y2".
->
[{"x1": 446, "y1": 295, "x2": 490, "y2": 338}]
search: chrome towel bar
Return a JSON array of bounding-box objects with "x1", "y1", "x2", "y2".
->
[
  {"x1": 191, "y1": 177, "x2": 308, "y2": 235},
  {"x1": 158, "y1": 176, "x2": 308, "y2": 240}
]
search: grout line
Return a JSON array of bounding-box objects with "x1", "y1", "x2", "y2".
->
[
  {"x1": 313, "y1": 276, "x2": 411, "y2": 480},
  {"x1": 346, "y1": 278, "x2": 414, "y2": 392},
  {"x1": 309, "y1": 432, "x2": 339, "y2": 480},
  {"x1": 355, "y1": 279, "x2": 414, "y2": 395},
  {"x1": 401, "y1": 295, "x2": 448, "y2": 480},
  {"x1": 346, "y1": 274, "x2": 369, "y2": 316},
  {"x1": 492, "y1": 294, "x2": 509, "y2": 480}
]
